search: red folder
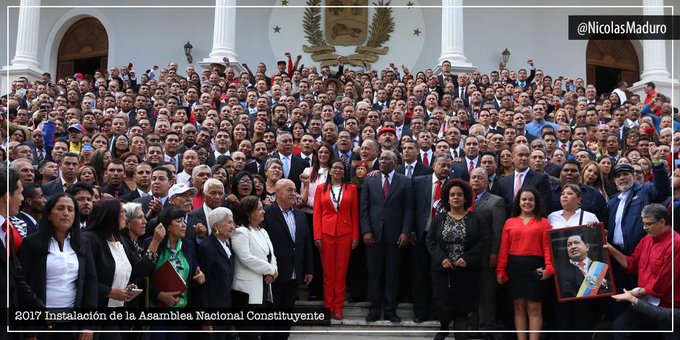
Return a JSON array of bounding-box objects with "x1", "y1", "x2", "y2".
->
[{"x1": 150, "y1": 260, "x2": 187, "y2": 307}]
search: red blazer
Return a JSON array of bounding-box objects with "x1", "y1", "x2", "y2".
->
[{"x1": 312, "y1": 183, "x2": 360, "y2": 241}]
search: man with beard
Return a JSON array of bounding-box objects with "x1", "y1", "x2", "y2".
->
[
  {"x1": 606, "y1": 147, "x2": 670, "y2": 292},
  {"x1": 66, "y1": 182, "x2": 94, "y2": 230},
  {"x1": 17, "y1": 183, "x2": 46, "y2": 236},
  {"x1": 246, "y1": 140, "x2": 269, "y2": 174},
  {"x1": 121, "y1": 163, "x2": 153, "y2": 202},
  {"x1": 272, "y1": 104, "x2": 290, "y2": 130},
  {"x1": 100, "y1": 159, "x2": 131, "y2": 198},
  {"x1": 377, "y1": 128, "x2": 399, "y2": 160}
]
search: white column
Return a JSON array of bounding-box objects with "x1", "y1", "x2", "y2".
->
[
  {"x1": 631, "y1": 0, "x2": 678, "y2": 106},
  {"x1": 639, "y1": 0, "x2": 670, "y2": 81},
  {"x1": 204, "y1": 0, "x2": 239, "y2": 63},
  {"x1": 11, "y1": 0, "x2": 41, "y2": 69},
  {"x1": 438, "y1": 0, "x2": 474, "y2": 71}
]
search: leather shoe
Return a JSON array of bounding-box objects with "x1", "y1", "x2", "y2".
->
[
  {"x1": 365, "y1": 314, "x2": 379, "y2": 322},
  {"x1": 388, "y1": 315, "x2": 401, "y2": 323}
]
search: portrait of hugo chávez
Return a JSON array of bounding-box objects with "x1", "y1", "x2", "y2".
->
[{"x1": 548, "y1": 225, "x2": 616, "y2": 302}]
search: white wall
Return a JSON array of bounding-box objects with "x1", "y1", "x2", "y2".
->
[{"x1": 1, "y1": 0, "x2": 677, "y2": 84}]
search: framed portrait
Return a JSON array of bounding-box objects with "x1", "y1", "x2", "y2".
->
[{"x1": 547, "y1": 224, "x2": 616, "y2": 302}]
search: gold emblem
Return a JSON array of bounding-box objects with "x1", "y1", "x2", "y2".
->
[
  {"x1": 325, "y1": 0, "x2": 368, "y2": 46},
  {"x1": 303, "y1": 0, "x2": 394, "y2": 66}
]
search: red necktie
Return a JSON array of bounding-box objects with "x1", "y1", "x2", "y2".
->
[
  {"x1": 383, "y1": 175, "x2": 390, "y2": 198},
  {"x1": 469, "y1": 160, "x2": 475, "y2": 174},
  {"x1": 432, "y1": 180, "x2": 441, "y2": 216},
  {"x1": 423, "y1": 153, "x2": 429, "y2": 166},
  {"x1": 562, "y1": 144, "x2": 567, "y2": 151},
  {"x1": 468, "y1": 196, "x2": 476, "y2": 212},
  {"x1": 578, "y1": 261, "x2": 587, "y2": 276}
]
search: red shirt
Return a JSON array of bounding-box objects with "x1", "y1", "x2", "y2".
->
[
  {"x1": 496, "y1": 216, "x2": 554, "y2": 282},
  {"x1": 625, "y1": 228, "x2": 680, "y2": 307},
  {"x1": 192, "y1": 193, "x2": 204, "y2": 210}
]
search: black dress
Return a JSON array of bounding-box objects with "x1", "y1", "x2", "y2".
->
[{"x1": 426, "y1": 212, "x2": 488, "y2": 315}]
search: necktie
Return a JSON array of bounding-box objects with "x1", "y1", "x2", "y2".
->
[
  {"x1": 422, "y1": 152, "x2": 429, "y2": 166},
  {"x1": 520, "y1": 81, "x2": 525, "y2": 88},
  {"x1": 282, "y1": 156, "x2": 290, "y2": 178},
  {"x1": 561, "y1": 144, "x2": 567, "y2": 151},
  {"x1": 578, "y1": 261, "x2": 587, "y2": 276},
  {"x1": 468, "y1": 159, "x2": 474, "y2": 174},
  {"x1": 468, "y1": 195, "x2": 476, "y2": 212},
  {"x1": 452, "y1": 149, "x2": 458, "y2": 158},
  {"x1": 170, "y1": 157, "x2": 177, "y2": 168},
  {"x1": 406, "y1": 165, "x2": 413, "y2": 178},
  {"x1": 432, "y1": 180, "x2": 441, "y2": 216},
  {"x1": 37, "y1": 150, "x2": 44, "y2": 162},
  {"x1": 341, "y1": 153, "x2": 349, "y2": 167},
  {"x1": 513, "y1": 173, "x2": 523, "y2": 198},
  {"x1": 459, "y1": 88, "x2": 464, "y2": 98},
  {"x1": 383, "y1": 175, "x2": 390, "y2": 198}
]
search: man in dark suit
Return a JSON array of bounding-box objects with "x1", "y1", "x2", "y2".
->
[
  {"x1": 469, "y1": 168, "x2": 507, "y2": 332},
  {"x1": 436, "y1": 60, "x2": 458, "y2": 89},
  {"x1": 451, "y1": 135, "x2": 481, "y2": 181},
  {"x1": 134, "y1": 166, "x2": 174, "y2": 226},
  {"x1": 410, "y1": 153, "x2": 455, "y2": 322},
  {"x1": 100, "y1": 159, "x2": 131, "y2": 199},
  {"x1": 361, "y1": 150, "x2": 414, "y2": 323},
  {"x1": 396, "y1": 139, "x2": 433, "y2": 178},
  {"x1": 186, "y1": 179, "x2": 225, "y2": 244},
  {"x1": 41, "y1": 152, "x2": 80, "y2": 198},
  {"x1": 492, "y1": 144, "x2": 551, "y2": 215},
  {"x1": 2, "y1": 167, "x2": 45, "y2": 336},
  {"x1": 17, "y1": 183, "x2": 44, "y2": 236},
  {"x1": 27, "y1": 128, "x2": 49, "y2": 166},
  {"x1": 120, "y1": 163, "x2": 153, "y2": 203},
  {"x1": 262, "y1": 131, "x2": 307, "y2": 191},
  {"x1": 263, "y1": 179, "x2": 313, "y2": 339}
]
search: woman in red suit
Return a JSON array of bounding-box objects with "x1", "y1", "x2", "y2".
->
[{"x1": 313, "y1": 159, "x2": 360, "y2": 320}]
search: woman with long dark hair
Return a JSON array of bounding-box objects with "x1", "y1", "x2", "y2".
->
[
  {"x1": 496, "y1": 187, "x2": 554, "y2": 340},
  {"x1": 18, "y1": 193, "x2": 97, "y2": 338},
  {"x1": 312, "y1": 159, "x2": 359, "y2": 319},
  {"x1": 427, "y1": 179, "x2": 488, "y2": 340},
  {"x1": 226, "y1": 171, "x2": 256, "y2": 207}
]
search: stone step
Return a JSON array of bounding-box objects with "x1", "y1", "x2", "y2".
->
[{"x1": 295, "y1": 300, "x2": 420, "y2": 320}]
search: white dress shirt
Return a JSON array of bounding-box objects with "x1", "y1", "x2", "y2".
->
[{"x1": 548, "y1": 208, "x2": 599, "y2": 228}]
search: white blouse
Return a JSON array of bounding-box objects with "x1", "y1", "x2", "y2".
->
[
  {"x1": 548, "y1": 208, "x2": 600, "y2": 229},
  {"x1": 45, "y1": 236, "x2": 79, "y2": 308},
  {"x1": 107, "y1": 241, "x2": 132, "y2": 307}
]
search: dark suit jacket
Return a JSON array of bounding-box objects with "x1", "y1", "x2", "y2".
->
[
  {"x1": 120, "y1": 189, "x2": 142, "y2": 203},
  {"x1": 452, "y1": 156, "x2": 480, "y2": 181},
  {"x1": 411, "y1": 174, "x2": 459, "y2": 240},
  {"x1": 396, "y1": 162, "x2": 433, "y2": 178},
  {"x1": 82, "y1": 231, "x2": 154, "y2": 307},
  {"x1": 492, "y1": 169, "x2": 551, "y2": 215},
  {"x1": 134, "y1": 195, "x2": 172, "y2": 218},
  {"x1": 437, "y1": 73, "x2": 458, "y2": 89},
  {"x1": 41, "y1": 178, "x2": 64, "y2": 198},
  {"x1": 24, "y1": 141, "x2": 49, "y2": 166},
  {"x1": 100, "y1": 182, "x2": 132, "y2": 199},
  {"x1": 360, "y1": 171, "x2": 414, "y2": 243},
  {"x1": 17, "y1": 211, "x2": 39, "y2": 236},
  {"x1": 185, "y1": 206, "x2": 208, "y2": 241},
  {"x1": 3, "y1": 220, "x2": 44, "y2": 309},
  {"x1": 262, "y1": 203, "x2": 314, "y2": 284},
  {"x1": 196, "y1": 234, "x2": 234, "y2": 308},
  {"x1": 473, "y1": 192, "x2": 507, "y2": 267},
  {"x1": 18, "y1": 229, "x2": 98, "y2": 308}
]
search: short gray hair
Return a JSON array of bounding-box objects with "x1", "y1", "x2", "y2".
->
[
  {"x1": 192, "y1": 164, "x2": 211, "y2": 177},
  {"x1": 203, "y1": 178, "x2": 224, "y2": 193},
  {"x1": 9, "y1": 158, "x2": 32, "y2": 171},
  {"x1": 208, "y1": 207, "x2": 233, "y2": 233},
  {"x1": 264, "y1": 157, "x2": 283, "y2": 174}
]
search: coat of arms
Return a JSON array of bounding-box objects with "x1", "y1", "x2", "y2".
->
[{"x1": 302, "y1": 0, "x2": 394, "y2": 66}]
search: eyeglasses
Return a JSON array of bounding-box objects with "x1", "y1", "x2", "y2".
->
[
  {"x1": 239, "y1": 179, "x2": 253, "y2": 184},
  {"x1": 642, "y1": 220, "x2": 659, "y2": 227}
]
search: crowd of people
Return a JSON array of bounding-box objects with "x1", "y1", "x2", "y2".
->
[{"x1": 2, "y1": 54, "x2": 679, "y2": 340}]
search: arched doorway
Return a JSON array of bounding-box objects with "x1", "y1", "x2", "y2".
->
[
  {"x1": 586, "y1": 39, "x2": 639, "y2": 96},
  {"x1": 57, "y1": 18, "x2": 108, "y2": 79}
]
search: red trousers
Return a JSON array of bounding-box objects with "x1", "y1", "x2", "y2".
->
[{"x1": 320, "y1": 233, "x2": 352, "y2": 314}]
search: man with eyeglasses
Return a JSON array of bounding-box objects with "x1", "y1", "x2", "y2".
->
[{"x1": 605, "y1": 204, "x2": 678, "y2": 338}]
